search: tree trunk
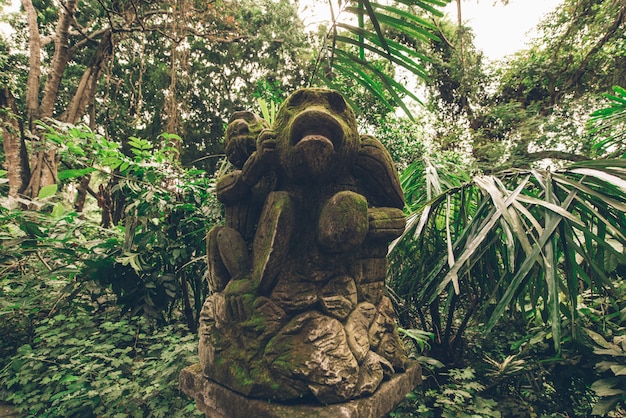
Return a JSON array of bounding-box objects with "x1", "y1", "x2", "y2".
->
[
  {"x1": 180, "y1": 270, "x2": 197, "y2": 333},
  {"x1": 40, "y1": 0, "x2": 78, "y2": 119},
  {"x1": 22, "y1": 0, "x2": 78, "y2": 198},
  {"x1": 455, "y1": 0, "x2": 464, "y2": 70},
  {"x1": 22, "y1": 0, "x2": 42, "y2": 127},
  {"x1": 64, "y1": 29, "x2": 114, "y2": 211},
  {"x1": 74, "y1": 175, "x2": 91, "y2": 212},
  {"x1": 97, "y1": 184, "x2": 113, "y2": 227},
  {"x1": 63, "y1": 29, "x2": 113, "y2": 125},
  {"x1": 0, "y1": 88, "x2": 30, "y2": 197}
]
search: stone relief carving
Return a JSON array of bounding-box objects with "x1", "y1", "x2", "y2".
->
[{"x1": 199, "y1": 88, "x2": 408, "y2": 404}]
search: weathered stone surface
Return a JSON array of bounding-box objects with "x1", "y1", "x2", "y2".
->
[
  {"x1": 216, "y1": 226, "x2": 250, "y2": 280},
  {"x1": 218, "y1": 111, "x2": 274, "y2": 244},
  {"x1": 270, "y1": 272, "x2": 318, "y2": 313},
  {"x1": 366, "y1": 207, "x2": 406, "y2": 241},
  {"x1": 216, "y1": 171, "x2": 249, "y2": 204},
  {"x1": 358, "y1": 257, "x2": 388, "y2": 284},
  {"x1": 377, "y1": 333, "x2": 408, "y2": 372},
  {"x1": 358, "y1": 240, "x2": 391, "y2": 258},
  {"x1": 368, "y1": 296, "x2": 396, "y2": 350},
  {"x1": 180, "y1": 362, "x2": 422, "y2": 418},
  {"x1": 354, "y1": 302, "x2": 377, "y2": 324},
  {"x1": 244, "y1": 297, "x2": 286, "y2": 340},
  {"x1": 253, "y1": 191, "x2": 295, "y2": 296},
  {"x1": 354, "y1": 351, "x2": 385, "y2": 397},
  {"x1": 264, "y1": 311, "x2": 359, "y2": 404},
  {"x1": 317, "y1": 191, "x2": 369, "y2": 253},
  {"x1": 320, "y1": 275, "x2": 358, "y2": 320},
  {"x1": 206, "y1": 227, "x2": 230, "y2": 293},
  {"x1": 378, "y1": 294, "x2": 396, "y2": 319},
  {"x1": 353, "y1": 135, "x2": 405, "y2": 210},
  {"x1": 223, "y1": 111, "x2": 268, "y2": 169},
  {"x1": 358, "y1": 281, "x2": 385, "y2": 305},
  {"x1": 277, "y1": 91, "x2": 360, "y2": 185},
  {"x1": 344, "y1": 303, "x2": 376, "y2": 363},
  {"x1": 224, "y1": 202, "x2": 259, "y2": 241}
]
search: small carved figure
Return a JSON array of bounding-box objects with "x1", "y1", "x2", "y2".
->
[
  {"x1": 200, "y1": 88, "x2": 408, "y2": 404},
  {"x1": 206, "y1": 111, "x2": 273, "y2": 292}
]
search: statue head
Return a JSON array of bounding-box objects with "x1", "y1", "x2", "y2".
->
[
  {"x1": 263, "y1": 89, "x2": 360, "y2": 184},
  {"x1": 224, "y1": 111, "x2": 269, "y2": 168}
]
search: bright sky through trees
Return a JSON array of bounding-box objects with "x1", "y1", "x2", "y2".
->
[
  {"x1": 298, "y1": 0, "x2": 564, "y2": 60},
  {"x1": 446, "y1": 0, "x2": 564, "y2": 61}
]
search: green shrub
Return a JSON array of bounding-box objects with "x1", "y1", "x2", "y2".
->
[
  {"x1": 392, "y1": 367, "x2": 501, "y2": 418},
  {"x1": 0, "y1": 311, "x2": 202, "y2": 417},
  {"x1": 0, "y1": 195, "x2": 123, "y2": 369}
]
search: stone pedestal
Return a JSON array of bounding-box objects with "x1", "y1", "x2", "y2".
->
[{"x1": 179, "y1": 362, "x2": 421, "y2": 418}]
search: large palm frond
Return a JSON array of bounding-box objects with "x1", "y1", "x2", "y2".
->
[
  {"x1": 589, "y1": 85, "x2": 626, "y2": 157},
  {"x1": 310, "y1": 0, "x2": 446, "y2": 118},
  {"x1": 389, "y1": 158, "x2": 626, "y2": 354}
]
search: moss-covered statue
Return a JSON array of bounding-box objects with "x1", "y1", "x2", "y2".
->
[{"x1": 199, "y1": 88, "x2": 408, "y2": 404}]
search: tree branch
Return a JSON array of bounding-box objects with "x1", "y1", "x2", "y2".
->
[
  {"x1": 566, "y1": 2, "x2": 626, "y2": 90},
  {"x1": 525, "y1": 150, "x2": 589, "y2": 163},
  {"x1": 69, "y1": 27, "x2": 111, "y2": 56}
]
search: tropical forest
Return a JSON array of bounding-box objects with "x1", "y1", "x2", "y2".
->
[{"x1": 1, "y1": 0, "x2": 625, "y2": 416}]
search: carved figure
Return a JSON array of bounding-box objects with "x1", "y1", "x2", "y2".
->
[
  {"x1": 199, "y1": 88, "x2": 408, "y2": 404},
  {"x1": 206, "y1": 110, "x2": 273, "y2": 293}
]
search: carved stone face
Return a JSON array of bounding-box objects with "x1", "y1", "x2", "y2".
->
[
  {"x1": 272, "y1": 89, "x2": 360, "y2": 184},
  {"x1": 224, "y1": 111, "x2": 269, "y2": 168}
]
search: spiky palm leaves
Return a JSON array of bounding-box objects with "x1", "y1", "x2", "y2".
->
[{"x1": 390, "y1": 158, "x2": 626, "y2": 355}]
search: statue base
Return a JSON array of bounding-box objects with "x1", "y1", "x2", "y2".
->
[{"x1": 179, "y1": 362, "x2": 421, "y2": 418}]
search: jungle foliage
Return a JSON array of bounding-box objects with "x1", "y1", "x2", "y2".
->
[{"x1": 1, "y1": 0, "x2": 626, "y2": 416}]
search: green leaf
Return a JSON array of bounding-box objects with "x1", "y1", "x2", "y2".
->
[
  {"x1": 334, "y1": 34, "x2": 428, "y2": 79},
  {"x1": 415, "y1": 355, "x2": 445, "y2": 368},
  {"x1": 359, "y1": 0, "x2": 390, "y2": 54},
  {"x1": 592, "y1": 396, "x2": 622, "y2": 416},
  {"x1": 58, "y1": 167, "x2": 96, "y2": 180},
  {"x1": 485, "y1": 186, "x2": 578, "y2": 334},
  {"x1": 613, "y1": 85, "x2": 626, "y2": 96},
  {"x1": 51, "y1": 202, "x2": 66, "y2": 218},
  {"x1": 610, "y1": 364, "x2": 626, "y2": 376},
  {"x1": 591, "y1": 378, "x2": 626, "y2": 397},
  {"x1": 38, "y1": 184, "x2": 58, "y2": 199}
]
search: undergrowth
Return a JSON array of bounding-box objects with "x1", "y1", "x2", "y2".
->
[{"x1": 0, "y1": 310, "x2": 202, "y2": 417}]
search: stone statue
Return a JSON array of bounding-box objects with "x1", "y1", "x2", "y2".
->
[{"x1": 198, "y1": 88, "x2": 408, "y2": 405}]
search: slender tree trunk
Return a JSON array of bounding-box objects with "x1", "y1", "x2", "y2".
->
[
  {"x1": 74, "y1": 175, "x2": 91, "y2": 212},
  {"x1": 64, "y1": 29, "x2": 113, "y2": 124},
  {"x1": 40, "y1": 0, "x2": 78, "y2": 119},
  {"x1": 164, "y1": 41, "x2": 181, "y2": 136},
  {"x1": 455, "y1": 0, "x2": 464, "y2": 70},
  {"x1": 164, "y1": 0, "x2": 188, "y2": 148},
  {"x1": 22, "y1": 0, "x2": 78, "y2": 198},
  {"x1": 1, "y1": 88, "x2": 30, "y2": 196},
  {"x1": 64, "y1": 29, "x2": 114, "y2": 211},
  {"x1": 180, "y1": 271, "x2": 197, "y2": 333},
  {"x1": 22, "y1": 0, "x2": 41, "y2": 127}
]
